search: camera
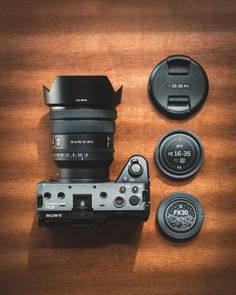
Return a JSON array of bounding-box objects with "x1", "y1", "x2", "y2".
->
[{"x1": 36, "y1": 76, "x2": 150, "y2": 227}]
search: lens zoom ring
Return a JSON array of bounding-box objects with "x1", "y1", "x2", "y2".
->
[
  {"x1": 51, "y1": 120, "x2": 115, "y2": 134},
  {"x1": 50, "y1": 108, "x2": 117, "y2": 120}
]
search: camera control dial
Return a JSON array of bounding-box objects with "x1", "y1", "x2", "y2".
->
[{"x1": 128, "y1": 159, "x2": 143, "y2": 177}]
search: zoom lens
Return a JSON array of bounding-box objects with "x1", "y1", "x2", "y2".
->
[{"x1": 43, "y1": 76, "x2": 122, "y2": 182}]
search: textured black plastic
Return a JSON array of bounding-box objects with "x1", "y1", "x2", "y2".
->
[
  {"x1": 149, "y1": 55, "x2": 209, "y2": 118},
  {"x1": 157, "y1": 192, "x2": 204, "y2": 241}
]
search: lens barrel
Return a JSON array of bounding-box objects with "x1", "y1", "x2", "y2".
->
[{"x1": 43, "y1": 76, "x2": 122, "y2": 182}]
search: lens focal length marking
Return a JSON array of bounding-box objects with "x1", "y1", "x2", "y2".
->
[
  {"x1": 162, "y1": 136, "x2": 196, "y2": 173},
  {"x1": 155, "y1": 129, "x2": 204, "y2": 179}
]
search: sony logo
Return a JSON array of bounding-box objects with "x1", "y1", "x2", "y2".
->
[
  {"x1": 174, "y1": 210, "x2": 189, "y2": 216},
  {"x1": 46, "y1": 214, "x2": 62, "y2": 218},
  {"x1": 75, "y1": 98, "x2": 87, "y2": 102}
]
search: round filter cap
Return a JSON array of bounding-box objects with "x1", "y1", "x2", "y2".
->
[
  {"x1": 155, "y1": 129, "x2": 204, "y2": 180},
  {"x1": 149, "y1": 55, "x2": 209, "y2": 118},
  {"x1": 157, "y1": 192, "x2": 204, "y2": 241}
]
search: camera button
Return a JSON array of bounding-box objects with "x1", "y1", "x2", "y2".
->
[
  {"x1": 129, "y1": 196, "x2": 140, "y2": 206},
  {"x1": 132, "y1": 186, "x2": 139, "y2": 193},
  {"x1": 129, "y1": 162, "x2": 143, "y2": 177},
  {"x1": 119, "y1": 186, "x2": 126, "y2": 193},
  {"x1": 123, "y1": 176, "x2": 128, "y2": 182},
  {"x1": 56, "y1": 137, "x2": 61, "y2": 146},
  {"x1": 114, "y1": 196, "x2": 125, "y2": 208}
]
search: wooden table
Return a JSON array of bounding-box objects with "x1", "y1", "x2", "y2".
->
[{"x1": 0, "y1": 1, "x2": 235, "y2": 294}]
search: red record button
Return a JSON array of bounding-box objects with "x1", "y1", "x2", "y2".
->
[{"x1": 114, "y1": 196, "x2": 125, "y2": 207}]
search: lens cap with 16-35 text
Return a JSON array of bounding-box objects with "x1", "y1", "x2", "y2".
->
[
  {"x1": 148, "y1": 55, "x2": 209, "y2": 118},
  {"x1": 155, "y1": 129, "x2": 204, "y2": 180},
  {"x1": 157, "y1": 192, "x2": 204, "y2": 241}
]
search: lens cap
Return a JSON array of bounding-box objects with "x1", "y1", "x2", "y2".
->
[
  {"x1": 157, "y1": 192, "x2": 204, "y2": 241},
  {"x1": 148, "y1": 55, "x2": 208, "y2": 118},
  {"x1": 155, "y1": 129, "x2": 204, "y2": 180}
]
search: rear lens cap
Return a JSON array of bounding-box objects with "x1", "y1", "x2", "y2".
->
[
  {"x1": 149, "y1": 55, "x2": 209, "y2": 118},
  {"x1": 157, "y1": 192, "x2": 204, "y2": 241},
  {"x1": 155, "y1": 129, "x2": 204, "y2": 180}
]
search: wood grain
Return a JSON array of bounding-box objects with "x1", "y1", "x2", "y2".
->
[{"x1": 0, "y1": 1, "x2": 236, "y2": 294}]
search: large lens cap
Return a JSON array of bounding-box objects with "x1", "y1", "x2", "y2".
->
[
  {"x1": 149, "y1": 55, "x2": 209, "y2": 118},
  {"x1": 157, "y1": 192, "x2": 204, "y2": 241},
  {"x1": 155, "y1": 129, "x2": 204, "y2": 180}
]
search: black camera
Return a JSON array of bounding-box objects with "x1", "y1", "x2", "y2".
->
[{"x1": 36, "y1": 76, "x2": 150, "y2": 227}]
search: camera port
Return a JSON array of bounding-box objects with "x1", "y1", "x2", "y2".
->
[
  {"x1": 44, "y1": 192, "x2": 51, "y2": 199},
  {"x1": 58, "y1": 192, "x2": 65, "y2": 199}
]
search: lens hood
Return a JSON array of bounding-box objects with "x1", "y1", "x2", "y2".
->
[{"x1": 43, "y1": 76, "x2": 123, "y2": 108}]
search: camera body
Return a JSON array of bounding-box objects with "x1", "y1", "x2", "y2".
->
[
  {"x1": 36, "y1": 76, "x2": 150, "y2": 227},
  {"x1": 37, "y1": 155, "x2": 150, "y2": 227}
]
